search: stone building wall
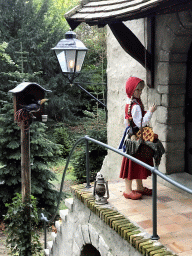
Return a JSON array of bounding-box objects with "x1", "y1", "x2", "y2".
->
[
  {"x1": 101, "y1": 11, "x2": 192, "y2": 180},
  {"x1": 101, "y1": 18, "x2": 157, "y2": 180},
  {"x1": 154, "y1": 12, "x2": 192, "y2": 175}
]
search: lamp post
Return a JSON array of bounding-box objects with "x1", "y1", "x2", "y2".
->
[{"x1": 52, "y1": 31, "x2": 106, "y2": 108}]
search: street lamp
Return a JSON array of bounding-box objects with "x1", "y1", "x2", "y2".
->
[
  {"x1": 52, "y1": 31, "x2": 106, "y2": 108},
  {"x1": 52, "y1": 31, "x2": 88, "y2": 84}
]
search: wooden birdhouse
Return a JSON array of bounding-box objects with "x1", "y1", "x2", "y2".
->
[{"x1": 9, "y1": 82, "x2": 51, "y2": 121}]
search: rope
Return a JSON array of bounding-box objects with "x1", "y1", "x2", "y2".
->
[{"x1": 15, "y1": 109, "x2": 32, "y2": 130}]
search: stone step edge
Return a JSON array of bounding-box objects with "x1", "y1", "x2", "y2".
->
[
  {"x1": 45, "y1": 209, "x2": 68, "y2": 252},
  {"x1": 44, "y1": 248, "x2": 50, "y2": 255},
  {"x1": 47, "y1": 241, "x2": 53, "y2": 253},
  {"x1": 43, "y1": 200, "x2": 70, "y2": 254},
  {"x1": 51, "y1": 232, "x2": 57, "y2": 242},
  {"x1": 70, "y1": 184, "x2": 178, "y2": 256},
  {"x1": 55, "y1": 220, "x2": 62, "y2": 233},
  {"x1": 64, "y1": 198, "x2": 74, "y2": 211},
  {"x1": 44, "y1": 230, "x2": 58, "y2": 254},
  {"x1": 60, "y1": 209, "x2": 69, "y2": 221}
]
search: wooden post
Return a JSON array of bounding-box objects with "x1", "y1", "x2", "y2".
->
[
  {"x1": 21, "y1": 122, "x2": 31, "y2": 203},
  {"x1": 21, "y1": 121, "x2": 31, "y2": 252}
]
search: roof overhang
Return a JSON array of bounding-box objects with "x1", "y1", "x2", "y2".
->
[
  {"x1": 65, "y1": 0, "x2": 192, "y2": 30},
  {"x1": 65, "y1": 0, "x2": 192, "y2": 88}
]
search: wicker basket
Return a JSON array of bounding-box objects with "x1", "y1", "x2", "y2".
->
[{"x1": 134, "y1": 118, "x2": 154, "y2": 159}]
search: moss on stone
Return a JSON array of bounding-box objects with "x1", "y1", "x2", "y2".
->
[{"x1": 70, "y1": 184, "x2": 178, "y2": 256}]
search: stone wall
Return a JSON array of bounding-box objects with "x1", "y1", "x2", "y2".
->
[
  {"x1": 50, "y1": 185, "x2": 143, "y2": 256},
  {"x1": 154, "y1": 12, "x2": 192, "y2": 174},
  {"x1": 101, "y1": 11, "x2": 192, "y2": 180},
  {"x1": 101, "y1": 19, "x2": 146, "y2": 180},
  {"x1": 48, "y1": 185, "x2": 175, "y2": 256}
]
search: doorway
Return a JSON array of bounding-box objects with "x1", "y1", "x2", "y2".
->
[
  {"x1": 185, "y1": 42, "x2": 192, "y2": 174},
  {"x1": 80, "y1": 244, "x2": 101, "y2": 256}
]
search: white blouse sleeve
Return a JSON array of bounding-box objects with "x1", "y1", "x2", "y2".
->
[{"x1": 131, "y1": 105, "x2": 152, "y2": 128}]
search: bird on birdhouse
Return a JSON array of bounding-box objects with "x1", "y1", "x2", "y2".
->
[
  {"x1": 20, "y1": 99, "x2": 48, "y2": 113},
  {"x1": 15, "y1": 99, "x2": 48, "y2": 130}
]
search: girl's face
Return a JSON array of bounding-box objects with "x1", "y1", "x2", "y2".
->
[{"x1": 133, "y1": 82, "x2": 144, "y2": 98}]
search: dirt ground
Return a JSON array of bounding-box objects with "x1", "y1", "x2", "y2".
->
[
  {"x1": 0, "y1": 230, "x2": 8, "y2": 256},
  {"x1": 0, "y1": 228, "x2": 53, "y2": 256}
]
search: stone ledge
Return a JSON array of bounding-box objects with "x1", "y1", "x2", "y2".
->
[
  {"x1": 47, "y1": 241, "x2": 53, "y2": 253},
  {"x1": 44, "y1": 248, "x2": 49, "y2": 255},
  {"x1": 55, "y1": 220, "x2": 62, "y2": 233},
  {"x1": 51, "y1": 232, "x2": 57, "y2": 243},
  {"x1": 70, "y1": 184, "x2": 178, "y2": 256},
  {"x1": 59, "y1": 209, "x2": 69, "y2": 221},
  {"x1": 64, "y1": 198, "x2": 74, "y2": 211}
]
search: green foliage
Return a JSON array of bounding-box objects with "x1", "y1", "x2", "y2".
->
[
  {"x1": 0, "y1": 0, "x2": 107, "y2": 123},
  {"x1": 46, "y1": 78, "x2": 85, "y2": 123},
  {"x1": 0, "y1": 102, "x2": 62, "y2": 218},
  {"x1": 0, "y1": 0, "x2": 68, "y2": 85},
  {"x1": 4, "y1": 193, "x2": 42, "y2": 256},
  {"x1": 73, "y1": 109, "x2": 107, "y2": 183},
  {"x1": 0, "y1": 0, "x2": 108, "y2": 220},
  {"x1": 0, "y1": 42, "x2": 16, "y2": 65},
  {"x1": 75, "y1": 25, "x2": 107, "y2": 112},
  {"x1": 52, "y1": 124, "x2": 71, "y2": 158}
]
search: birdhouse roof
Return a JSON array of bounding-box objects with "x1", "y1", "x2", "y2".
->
[{"x1": 9, "y1": 82, "x2": 52, "y2": 94}]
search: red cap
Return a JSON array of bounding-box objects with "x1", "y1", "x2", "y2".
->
[{"x1": 126, "y1": 77, "x2": 143, "y2": 98}]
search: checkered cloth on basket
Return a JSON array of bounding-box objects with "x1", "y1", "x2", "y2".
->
[{"x1": 136, "y1": 127, "x2": 155, "y2": 142}]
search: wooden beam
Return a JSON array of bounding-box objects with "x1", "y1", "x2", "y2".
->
[
  {"x1": 109, "y1": 22, "x2": 154, "y2": 87},
  {"x1": 109, "y1": 22, "x2": 151, "y2": 70},
  {"x1": 147, "y1": 16, "x2": 155, "y2": 88}
]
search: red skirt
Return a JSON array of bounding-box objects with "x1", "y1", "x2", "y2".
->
[{"x1": 120, "y1": 155, "x2": 153, "y2": 180}]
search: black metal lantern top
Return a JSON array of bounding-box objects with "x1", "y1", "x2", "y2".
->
[
  {"x1": 52, "y1": 31, "x2": 88, "y2": 75},
  {"x1": 51, "y1": 31, "x2": 106, "y2": 108}
]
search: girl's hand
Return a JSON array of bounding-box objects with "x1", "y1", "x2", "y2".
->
[{"x1": 149, "y1": 104, "x2": 157, "y2": 113}]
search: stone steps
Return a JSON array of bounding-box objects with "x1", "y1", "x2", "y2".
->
[{"x1": 44, "y1": 198, "x2": 73, "y2": 256}]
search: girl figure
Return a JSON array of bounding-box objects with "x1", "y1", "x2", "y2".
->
[{"x1": 119, "y1": 77, "x2": 157, "y2": 200}]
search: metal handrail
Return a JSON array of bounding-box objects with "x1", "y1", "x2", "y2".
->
[
  {"x1": 41, "y1": 135, "x2": 192, "y2": 249},
  {"x1": 41, "y1": 136, "x2": 87, "y2": 249}
]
